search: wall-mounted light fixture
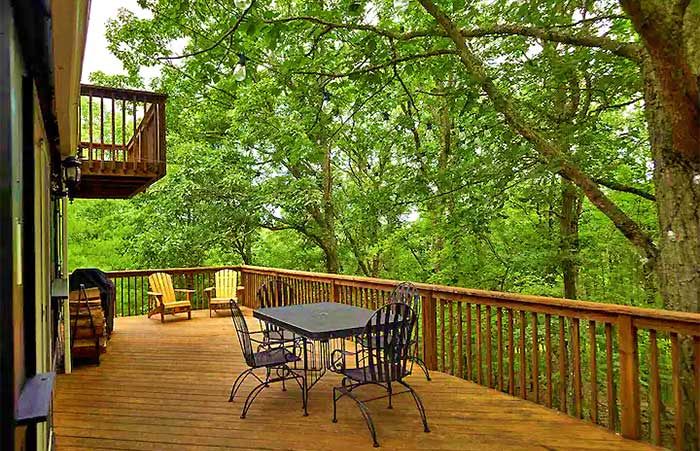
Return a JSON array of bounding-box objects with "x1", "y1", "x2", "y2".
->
[{"x1": 51, "y1": 155, "x2": 82, "y2": 201}]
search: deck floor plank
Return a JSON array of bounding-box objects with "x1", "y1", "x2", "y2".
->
[{"x1": 55, "y1": 310, "x2": 657, "y2": 451}]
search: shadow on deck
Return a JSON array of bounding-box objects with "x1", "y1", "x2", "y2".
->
[{"x1": 54, "y1": 310, "x2": 658, "y2": 451}]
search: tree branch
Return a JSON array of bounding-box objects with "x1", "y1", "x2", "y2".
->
[
  {"x1": 266, "y1": 15, "x2": 641, "y2": 61},
  {"x1": 155, "y1": 0, "x2": 256, "y2": 61},
  {"x1": 418, "y1": 0, "x2": 658, "y2": 262},
  {"x1": 460, "y1": 24, "x2": 642, "y2": 61},
  {"x1": 592, "y1": 177, "x2": 656, "y2": 201},
  {"x1": 293, "y1": 49, "x2": 457, "y2": 78}
]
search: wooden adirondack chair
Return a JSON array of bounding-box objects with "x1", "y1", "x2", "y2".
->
[
  {"x1": 147, "y1": 272, "x2": 193, "y2": 322},
  {"x1": 204, "y1": 269, "x2": 242, "y2": 317}
]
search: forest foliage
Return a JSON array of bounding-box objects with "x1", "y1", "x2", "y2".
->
[{"x1": 70, "y1": 0, "x2": 665, "y2": 308}]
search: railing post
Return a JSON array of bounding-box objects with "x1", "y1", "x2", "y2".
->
[
  {"x1": 330, "y1": 280, "x2": 337, "y2": 303},
  {"x1": 618, "y1": 315, "x2": 640, "y2": 439},
  {"x1": 422, "y1": 290, "x2": 438, "y2": 371}
]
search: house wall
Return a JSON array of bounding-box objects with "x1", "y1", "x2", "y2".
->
[
  {"x1": 33, "y1": 90, "x2": 53, "y2": 451},
  {"x1": 0, "y1": 3, "x2": 61, "y2": 450}
]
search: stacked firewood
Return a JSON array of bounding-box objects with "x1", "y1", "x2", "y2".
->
[{"x1": 69, "y1": 287, "x2": 107, "y2": 361}]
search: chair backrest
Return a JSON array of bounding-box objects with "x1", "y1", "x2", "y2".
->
[
  {"x1": 359, "y1": 302, "x2": 416, "y2": 383},
  {"x1": 215, "y1": 269, "x2": 238, "y2": 299},
  {"x1": 229, "y1": 300, "x2": 255, "y2": 367},
  {"x1": 257, "y1": 278, "x2": 294, "y2": 308},
  {"x1": 149, "y1": 272, "x2": 176, "y2": 304},
  {"x1": 391, "y1": 282, "x2": 420, "y2": 315}
]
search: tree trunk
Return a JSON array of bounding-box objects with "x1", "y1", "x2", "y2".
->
[
  {"x1": 560, "y1": 178, "x2": 582, "y2": 300},
  {"x1": 428, "y1": 89, "x2": 455, "y2": 279},
  {"x1": 642, "y1": 56, "x2": 700, "y2": 449},
  {"x1": 321, "y1": 130, "x2": 339, "y2": 274}
]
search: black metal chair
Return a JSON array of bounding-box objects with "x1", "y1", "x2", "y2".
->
[
  {"x1": 330, "y1": 302, "x2": 430, "y2": 447},
  {"x1": 256, "y1": 278, "x2": 299, "y2": 346},
  {"x1": 228, "y1": 300, "x2": 305, "y2": 418},
  {"x1": 390, "y1": 282, "x2": 431, "y2": 381}
]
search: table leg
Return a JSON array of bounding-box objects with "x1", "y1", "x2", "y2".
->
[{"x1": 302, "y1": 337, "x2": 309, "y2": 416}]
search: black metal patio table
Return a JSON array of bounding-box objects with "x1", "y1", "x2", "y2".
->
[{"x1": 253, "y1": 302, "x2": 374, "y2": 415}]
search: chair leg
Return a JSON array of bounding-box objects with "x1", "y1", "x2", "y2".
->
[
  {"x1": 387, "y1": 380, "x2": 393, "y2": 409},
  {"x1": 412, "y1": 356, "x2": 431, "y2": 381},
  {"x1": 240, "y1": 369, "x2": 273, "y2": 419},
  {"x1": 240, "y1": 380, "x2": 269, "y2": 419},
  {"x1": 333, "y1": 383, "x2": 379, "y2": 447},
  {"x1": 398, "y1": 380, "x2": 430, "y2": 433},
  {"x1": 229, "y1": 368, "x2": 254, "y2": 402},
  {"x1": 332, "y1": 387, "x2": 339, "y2": 423},
  {"x1": 160, "y1": 311, "x2": 165, "y2": 323},
  {"x1": 188, "y1": 309, "x2": 191, "y2": 320}
]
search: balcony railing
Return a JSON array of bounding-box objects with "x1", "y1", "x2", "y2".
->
[
  {"x1": 104, "y1": 264, "x2": 700, "y2": 450},
  {"x1": 75, "y1": 84, "x2": 167, "y2": 198}
]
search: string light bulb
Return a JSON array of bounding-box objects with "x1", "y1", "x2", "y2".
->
[
  {"x1": 321, "y1": 89, "x2": 331, "y2": 110},
  {"x1": 233, "y1": 53, "x2": 247, "y2": 81},
  {"x1": 394, "y1": 0, "x2": 408, "y2": 13}
]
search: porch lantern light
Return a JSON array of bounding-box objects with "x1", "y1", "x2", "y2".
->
[
  {"x1": 62, "y1": 155, "x2": 82, "y2": 200},
  {"x1": 234, "y1": 53, "x2": 247, "y2": 82}
]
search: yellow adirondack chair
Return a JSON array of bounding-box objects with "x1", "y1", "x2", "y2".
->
[
  {"x1": 147, "y1": 272, "x2": 193, "y2": 322},
  {"x1": 204, "y1": 269, "x2": 243, "y2": 317}
]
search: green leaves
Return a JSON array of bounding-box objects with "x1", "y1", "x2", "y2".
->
[{"x1": 69, "y1": 0, "x2": 656, "y2": 303}]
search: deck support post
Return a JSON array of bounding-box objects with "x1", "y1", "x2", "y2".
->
[
  {"x1": 618, "y1": 315, "x2": 640, "y2": 439},
  {"x1": 422, "y1": 290, "x2": 438, "y2": 371}
]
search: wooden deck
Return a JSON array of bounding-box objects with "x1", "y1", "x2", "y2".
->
[{"x1": 54, "y1": 310, "x2": 658, "y2": 451}]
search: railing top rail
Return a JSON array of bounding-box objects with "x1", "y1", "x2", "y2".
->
[
  {"x1": 238, "y1": 265, "x2": 700, "y2": 328},
  {"x1": 80, "y1": 84, "x2": 168, "y2": 103},
  {"x1": 105, "y1": 265, "x2": 236, "y2": 278},
  {"x1": 102, "y1": 264, "x2": 700, "y2": 330}
]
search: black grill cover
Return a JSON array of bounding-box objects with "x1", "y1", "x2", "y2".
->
[{"x1": 70, "y1": 268, "x2": 115, "y2": 336}]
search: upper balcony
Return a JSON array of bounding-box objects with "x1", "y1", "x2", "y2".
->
[{"x1": 74, "y1": 84, "x2": 167, "y2": 199}]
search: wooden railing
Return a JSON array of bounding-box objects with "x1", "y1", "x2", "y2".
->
[
  {"x1": 106, "y1": 266, "x2": 231, "y2": 317},
  {"x1": 105, "y1": 265, "x2": 700, "y2": 450},
  {"x1": 78, "y1": 84, "x2": 166, "y2": 175}
]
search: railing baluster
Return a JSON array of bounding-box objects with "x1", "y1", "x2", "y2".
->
[
  {"x1": 476, "y1": 304, "x2": 482, "y2": 384},
  {"x1": 519, "y1": 310, "x2": 526, "y2": 399},
  {"x1": 508, "y1": 308, "x2": 514, "y2": 395},
  {"x1": 671, "y1": 332, "x2": 682, "y2": 451},
  {"x1": 440, "y1": 299, "x2": 446, "y2": 372},
  {"x1": 122, "y1": 99, "x2": 126, "y2": 166},
  {"x1": 545, "y1": 313, "x2": 552, "y2": 408},
  {"x1": 449, "y1": 301, "x2": 455, "y2": 375},
  {"x1": 119, "y1": 277, "x2": 124, "y2": 317},
  {"x1": 466, "y1": 303, "x2": 472, "y2": 381},
  {"x1": 532, "y1": 312, "x2": 539, "y2": 403},
  {"x1": 572, "y1": 318, "x2": 582, "y2": 418},
  {"x1": 100, "y1": 96, "x2": 104, "y2": 161},
  {"x1": 605, "y1": 322, "x2": 616, "y2": 431},
  {"x1": 458, "y1": 301, "x2": 464, "y2": 379},
  {"x1": 486, "y1": 306, "x2": 492, "y2": 388},
  {"x1": 88, "y1": 93, "x2": 93, "y2": 162},
  {"x1": 588, "y1": 320, "x2": 598, "y2": 424},
  {"x1": 649, "y1": 329, "x2": 661, "y2": 445},
  {"x1": 559, "y1": 317, "x2": 568, "y2": 413},
  {"x1": 423, "y1": 290, "x2": 437, "y2": 371},
  {"x1": 497, "y1": 307, "x2": 503, "y2": 391}
]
